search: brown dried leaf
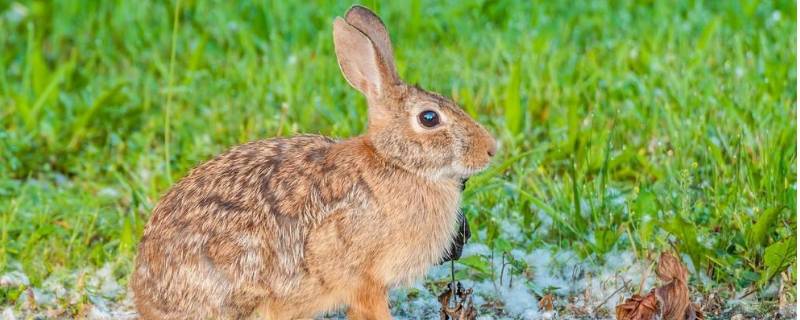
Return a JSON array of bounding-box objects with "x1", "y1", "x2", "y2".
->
[
  {"x1": 615, "y1": 292, "x2": 659, "y2": 320},
  {"x1": 654, "y1": 252, "x2": 697, "y2": 320},
  {"x1": 616, "y1": 252, "x2": 705, "y2": 320},
  {"x1": 654, "y1": 280, "x2": 688, "y2": 320},
  {"x1": 455, "y1": 288, "x2": 478, "y2": 320},
  {"x1": 439, "y1": 283, "x2": 477, "y2": 320},
  {"x1": 538, "y1": 293, "x2": 554, "y2": 311},
  {"x1": 439, "y1": 286, "x2": 454, "y2": 320},
  {"x1": 657, "y1": 252, "x2": 688, "y2": 283}
]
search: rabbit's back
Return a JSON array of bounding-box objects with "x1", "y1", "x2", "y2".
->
[{"x1": 132, "y1": 135, "x2": 373, "y2": 319}]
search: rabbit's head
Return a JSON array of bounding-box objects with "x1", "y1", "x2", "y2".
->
[{"x1": 334, "y1": 6, "x2": 497, "y2": 180}]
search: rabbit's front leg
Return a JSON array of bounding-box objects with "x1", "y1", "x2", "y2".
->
[{"x1": 347, "y1": 277, "x2": 392, "y2": 320}]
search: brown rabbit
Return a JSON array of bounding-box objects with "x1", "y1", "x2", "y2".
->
[{"x1": 131, "y1": 5, "x2": 496, "y2": 320}]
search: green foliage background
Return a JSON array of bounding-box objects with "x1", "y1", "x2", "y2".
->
[{"x1": 0, "y1": 0, "x2": 796, "y2": 300}]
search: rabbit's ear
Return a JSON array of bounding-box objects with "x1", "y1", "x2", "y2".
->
[
  {"x1": 333, "y1": 17, "x2": 398, "y2": 99},
  {"x1": 344, "y1": 6, "x2": 398, "y2": 81}
]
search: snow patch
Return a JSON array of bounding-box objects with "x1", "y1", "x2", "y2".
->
[{"x1": 0, "y1": 271, "x2": 29, "y2": 288}]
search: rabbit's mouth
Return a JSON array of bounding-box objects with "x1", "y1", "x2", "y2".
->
[{"x1": 451, "y1": 162, "x2": 490, "y2": 178}]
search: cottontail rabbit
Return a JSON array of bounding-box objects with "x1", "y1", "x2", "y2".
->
[{"x1": 131, "y1": 5, "x2": 496, "y2": 319}]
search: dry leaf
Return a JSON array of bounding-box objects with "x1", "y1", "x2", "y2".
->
[
  {"x1": 657, "y1": 251, "x2": 688, "y2": 283},
  {"x1": 616, "y1": 251, "x2": 705, "y2": 320},
  {"x1": 439, "y1": 282, "x2": 477, "y2": 320},
  {"x1": 539, "y1": 293, "x2": 554, "y2": 311},
  {"x1": 615, "y1": 292, "x2": 659, "y2": 320},
  {"x1": 654, "y1": 252, "x2": 692, "y2": 320},
  {"x1": 439, "y1": 287, "x2": 453, "y2": 320}
]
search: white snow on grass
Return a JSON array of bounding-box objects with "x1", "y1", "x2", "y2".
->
[
  {"x1": 0, "y1": 263, "x2": 136, "y2": 320},
  {"x1": 0, "y1": 243, "x2": 739, "y2": 319},
  {"x1": 404, "y1": 236, "x2": 664, "y2": 319},
  {"x1": 0, "y1": 271, "x2": 29, "y2": 288},
  {"x1": 462, "y1": 243, "x2": 492, "y2": 257},
  {"x1": 495, "y1": 282, "x2": 540, "y2": 319}
]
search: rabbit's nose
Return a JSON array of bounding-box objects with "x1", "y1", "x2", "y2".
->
[{"x1": 487, "y1": 141, "x2": 497, "y2": 157}]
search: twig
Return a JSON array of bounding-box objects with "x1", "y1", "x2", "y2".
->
[
  {"x1": 638, "y1": 258, "x2": 652, "y2": 295},
  {"x1": 499, "y1": 252, "x2": 506, "y2": 286},
  {"x1": 450, "y1": 260, "x2": 456, "y2": 306},
  {"x1": 491, "y1": 250, "x2": 499, "y2": 294},
  {"x1": 592, "y1": 279, "x2": 631, "y2": 314}
]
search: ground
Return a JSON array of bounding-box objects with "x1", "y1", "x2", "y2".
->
[
  {"x1": 0, "y1": 245, "x2": 796, "y2": 319},
  {"x1": 0, "y1": 0, "x2": 796, "y2": 319}
]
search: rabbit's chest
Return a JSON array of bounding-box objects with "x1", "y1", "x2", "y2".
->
[{"x1": 374, "y1": 185, "x2": 461, "y2": 285}]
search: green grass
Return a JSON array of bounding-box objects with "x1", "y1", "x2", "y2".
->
[{"x1": 0, "y1": 0, "x2": 796, "y2": 305}]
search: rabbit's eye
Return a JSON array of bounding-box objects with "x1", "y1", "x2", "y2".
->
[{"x1": 418, "y1": 110, "x2": 440, "y2": 128}]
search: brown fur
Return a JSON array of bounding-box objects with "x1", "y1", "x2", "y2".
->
[{"x1": 131, "y1": 5, "x2": 496, "y2": 319}]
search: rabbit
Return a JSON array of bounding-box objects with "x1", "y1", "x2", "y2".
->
[{"x1": 131, "y1": 5, "x2": 496, "y2": 320}]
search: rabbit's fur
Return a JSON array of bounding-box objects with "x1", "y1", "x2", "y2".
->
[{"x1": 131, "y1": 5, "x2": 496, "y2": 320}]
